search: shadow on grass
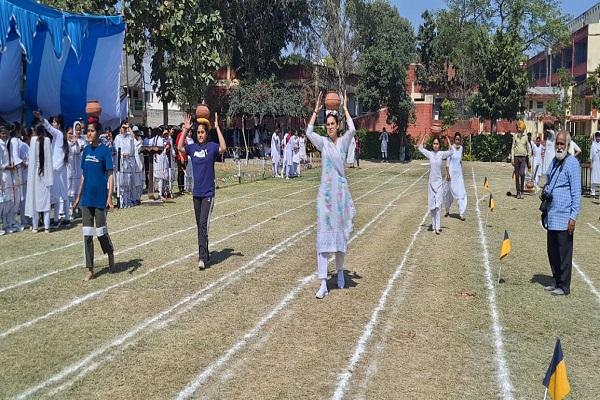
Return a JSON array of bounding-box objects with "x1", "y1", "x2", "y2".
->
[
  {"x1": 530, "y1": 273, "x2": 554, "y2": 287},
  {"x1": 207, "y1": 248, "x2": 244, "y2": 268},
  {"x1": 326, "y1": 270, "x2": 362, "y2": 291},
  {"x1": 96, "y1": 258, "x2": 144, "y2": 278}
]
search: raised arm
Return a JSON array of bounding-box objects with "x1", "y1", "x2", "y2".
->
[
  {"x1": 34, "y1": 111, "x2": 63, "y2": 141},
  {"x1": 306, "y1": 92, "x2": 325, "y2": 151},
  {"x1": 339, "y1": 91, "x2": 356, "y2": 152},
  {"x1": 178, "y1": 114, "x2": 192, "y2": 155},
  {"x1": 214, "y1": 112, "x2": 227, "y2": 154},
  {"x1": 418, "y1": 135, "x2": 431, "y2": 159}
]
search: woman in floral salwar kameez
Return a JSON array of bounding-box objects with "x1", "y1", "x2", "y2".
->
[{"x1": 306, "y1": 92, "x2": 356, "y2": 299}]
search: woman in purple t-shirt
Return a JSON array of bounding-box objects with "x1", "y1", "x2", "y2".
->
[{"x1": 178, "y1": 112, "x2": 226, "y2": 270}]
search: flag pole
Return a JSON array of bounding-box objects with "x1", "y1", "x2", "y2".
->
[
  {"x1": 497, "y1": 263, "x2": 503, "y2": 284},
  {"x1": 543, "y1": 387, "x2": 547, "y2": 400}
]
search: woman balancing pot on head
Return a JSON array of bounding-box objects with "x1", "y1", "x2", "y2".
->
[
  {"x1": 306, "y1": 91, "x2": 356, "y2": 299},
  {"x1": 418, "y1": 132, "x2": 454, "y2": 235},
  {"x1": 71, "y1": 119, "x2": 115, "y2": 281},
  {"x1": 177, "y1": 111, "x2": 226, "y2": 270}
]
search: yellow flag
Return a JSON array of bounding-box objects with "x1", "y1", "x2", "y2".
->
[
  {"x1": 500, "y1": 230, "x2": 511, "y2": 260},
  {"x1": 489, "y1": 193, "x2": 496, "y2": 211},
  {"x1": 483, "y1": 177, "x2": 489, "y2": 190},
  {"x1": 543, "y1": 339, "x2": 571, "y2": 400}
]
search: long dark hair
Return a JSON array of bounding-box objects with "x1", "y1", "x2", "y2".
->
[
  {"x1": 51, "y1": 116, "x2": 69, "y2": 164},
  {"x1": 35, "y1": 124, "x2": 47, "y2": 176}
]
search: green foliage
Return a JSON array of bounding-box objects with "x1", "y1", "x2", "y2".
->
[
  {"x1": 124, "y1": 0, "x2": 224, "y2": 109},
  {"x1": 215, "y1": 0, "x2": 313, "y2": 80},
  {"x1": 464, "y1": 133, "x2": 513, "y2": 162},
  {"x1": 39, "y1": 0, "x2": 115, "y2": 13},
  {"x1": 441, "y1": 99, "x2": 458, "y2": 131},
  {"x1": 470, "y1": 29, "x2": 528, "y2": 131},
  {"x1": 352, "y1": 0, "x2": 416, "y2": 160},
  {"x1": 227, "y1": 79, "x2": 309, "y2": 121},
  {"x1": 546, "y1": 68, "x2": 574, "y2": 129},
  {"x1": 586, "y1": 65, "x2": 600, "y2": 112}
]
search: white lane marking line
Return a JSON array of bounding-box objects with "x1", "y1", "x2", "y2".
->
[
  {"x1": 0, "y1": 179, "x2": 320, "y2": 268},
  {"x1": 16, "y1": 226, "x2": 315, "y2": 400},
  {"x1": 174, "y1": 171, "x2": 427, "y2": 399},
  {"x1": 331, "y1": 212, "x2": 427, "y2": 400},
  {"x1": 587, "y1": 223, "x2": 600, "y2": 235},
  {"x1": 0, "y1": 176, "x2": 353, "y2": 294},
  {"x1": 15, "y1": 168, "x2": 409, "y2": 398},
  {"x1": 0, "y1": 170, "x2": 396, "y2": 339},
  {"x1": 470, "y1": 167, "x2": 514, "y2": 400},
  {"x1": 573, "y1": 261, "x2": 600, "y2": 305}
]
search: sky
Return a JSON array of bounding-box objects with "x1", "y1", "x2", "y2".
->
[{"x1": 390, "y1": 0, "x2": 600, "y2": 31}]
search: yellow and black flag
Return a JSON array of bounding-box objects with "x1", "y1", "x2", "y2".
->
[
  {"x1": 483, "y1": 177, "x2": 490, "y2": 190},
  {"x1": 543, "y1": 339, "x2": 571, "y2": 400},
  {"x1": 489, "y1": 193, "x2": 496, "y2": 211},
  {"x1": 500, "y1": 230, "x2": 511, "y2": 260}
]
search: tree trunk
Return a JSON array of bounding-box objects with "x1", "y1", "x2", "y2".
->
[
  {"x1": 162, "y1": 93, "x2": 169, "y2": 126},
  {"x1": 399, "y1": 130, "x2": 406, "y2": 161}
]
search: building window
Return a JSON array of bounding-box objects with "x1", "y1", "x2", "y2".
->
[
  {"x1": 563, "y1": 47, "x2": 572, "y2": 69},
  {"x1": 575, "y1": 40, "x2": 587, "y2": 65},
  {"x1": 537, "y1": 101, "x2": 544, "y2": 109},
  {"x1": 529, "y1": 100, "x2": 533, "y2": 110},
  {"x1": 552, "y1": 53, "x2": 562, "y2": 73}
]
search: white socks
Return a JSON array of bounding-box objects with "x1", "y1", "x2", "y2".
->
[{"x1": 315, "y1": 279, "x2": 328, "y2": 299}]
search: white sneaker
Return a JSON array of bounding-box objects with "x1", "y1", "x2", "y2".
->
[
  {"x1": 0, "y1": 230, "x2": 5, "y2": 236},
  {"x1": 315, "y1": 284, "x2": 328, "y2": 299},
  {"x1": 12, "y1": 224, "x2": 24, "y2": 232},
  {"x1": 198, "y1": 260, "x2": 205, "y2": 270},
  {"x1": 337, "y1": 271, "x2": 345, "y2": 289}
]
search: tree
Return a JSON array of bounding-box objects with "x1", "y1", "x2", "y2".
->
[
  {"x1": 441, "y1": 99, "x2": 458, "y2": 132},
  {"x1": 39, "y1": 0, "x2": 114, "y2": 13},
  {"x1": 352, "y1": 0, "x2": 416, "y2": 160},
  {"x1": 586, "y1": 65, "x2": 600, "y2": 113},
  {"x1": 470, "y1": 28, "x2": 528, "y2": 133},
  {"x1": 546, "y1": 68, "x2": 574, "y2": 129},
  {"x1": 124, "y1": 0, "x2": 224, "y2": 125},
  {"x1": 214, "y1": 0, "x2": 313, "y2": 80},
  {"x1": 227, "y1": 79, "x2": 308, "y2": 161}
]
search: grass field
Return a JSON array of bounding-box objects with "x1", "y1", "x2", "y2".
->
[{"x1": 1, "y1": 160, "x2": 599, "y2": 399}]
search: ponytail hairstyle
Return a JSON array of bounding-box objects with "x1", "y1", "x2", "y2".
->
[
  {"x1": 50, "y1": 115, "x2": 69, "y2": 164},
  {"x1": 35, "y1": 124, "x2": 48, "y2": 176}
]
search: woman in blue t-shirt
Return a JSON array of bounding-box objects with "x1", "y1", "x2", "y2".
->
[
  {"x1": 177, "y1": 112, "x2": 226, "y2": 270},
  {"x1": 72, "y1": 121, "x2": 115, "y2": 281}
]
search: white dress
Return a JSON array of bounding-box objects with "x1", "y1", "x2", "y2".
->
[
  {"x1": 419, "y1": 146, "x2": 453, "y2": 211},
  {"x1": 284, "y1": 134, "x2": 294, "y2": 167},
  {"x1": 590, "y1": 141, "x2": 600, "y2": 191},
  {"x1": 299, "y1": 137, "x2": 307, "y2": 161},
  {"x1": 151, "y1": 136, "x2": 170, "y2": 181},
  {"x1": 113, "y1": 133, "x2": 136, "y2": 194},
  {"x1": 67, "y1": 137, "x2": 85, "y2": 197},
  {"x1": 44, "y1": 120, "x2": 68, "y2": 204},
  {"x1": 543, "y1": 131, "x2": 555, "y2": 175},
  {"x1": 346, "y1": 136, "x2": 356, "y2": 164},
  {"x1": 292, "y1": 136, "x2": 301, "y2": 164},
  {"x1": 379, "y1": 132, "x2": 389, "y2": 153},
  {"x1": 0, "y1": 140, "x2": 13, "y2": 206},
  {"x1": 25, "y1": 136, "x2": 53, "y2": 215},
  {"x1": 531, "y1": 142, "x2": 544, "y2": 185},
  {"x1": 305, "y1": 119, "x2": 356, "y2": 254},
  {"x1": 443, "y1": 145, "x2": 467, "y2": 215},
  {"x1": 271, "y1": 133, "x2": 281, "y2": 165}
]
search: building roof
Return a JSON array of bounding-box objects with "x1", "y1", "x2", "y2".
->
[
  {"x1": 567, "y1": 1, "x2": 600, "y2": 33},
  {"x1": 526, "y1": 87, "x2": 562, "y2": 96}
]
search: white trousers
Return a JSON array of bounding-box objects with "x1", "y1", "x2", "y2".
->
[
  {"x1": 32, "y1": 211, "x2": 50, "y2": 230},
  {"x1": 431, "y1": 207, "x2": 441, "y2": 232},
  {"x1": 444, "y1": 190, "x2": 467, "y2": 218},
  {"x1": 317, "y1": 251, "x2": 345, "y2": 279}
]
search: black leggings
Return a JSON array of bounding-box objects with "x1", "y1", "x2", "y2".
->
[{"x1": 193, "y1": 196, "x2": 214, "y2": 263}]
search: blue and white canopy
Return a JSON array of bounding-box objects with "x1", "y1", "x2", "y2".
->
[{"x1": 0, "y1": 0, "x2": 125, "y2": 129}]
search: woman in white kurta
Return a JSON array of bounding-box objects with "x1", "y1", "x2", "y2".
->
[
  {"x1": 590, "y1": 131, "x2": 600, "y2": 196},
  {"x1": 25, "y1": 124, "x2": 53, "y2": 232},
  {"x1": 419, "y1": 134, "x2": 453, "y2": 235},
  {"x1": 292, "y1": 132, "x2": 301, "y2": 177},
  {"x1": 271, "y1": 131, "x2": 281, "y2": 177},
  {"x1": 67, "y1": 124, "x2": 85, "y2": 221},
  {"x1": 284, "y1": 131, "x2": 294, "y2": 179},
  {"x1": 306, "y1": 92, "x2": 356, "y2": 299},
  {"x1": 443, "y1": 133, "x2": 467, "y2": 220},
  {"x1": 41, "y1": 115, "x2": 69, "y2": 224},
  {"x1": 542, "y1": 129, "x2": 556, "y2": 176},
  {"x1": 379, "y1": 128, "x2": 389, "y2": 161},
  {"x1": 530, "y1": 135, "x2": 544, "y2": 189}
]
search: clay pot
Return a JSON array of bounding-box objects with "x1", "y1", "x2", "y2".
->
[
  {"x1": 195, "y1": 103, "x2": 210, "y2": 120},
  {"x1": 430, "y1": 123, "x2": 442, "y2": 135},
  {"x1": 324, "y1": 91, "x2": 341, "y2": 111},
  {"x1": 85, "y1": 100, "x2": 102, "y2": 117}
]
